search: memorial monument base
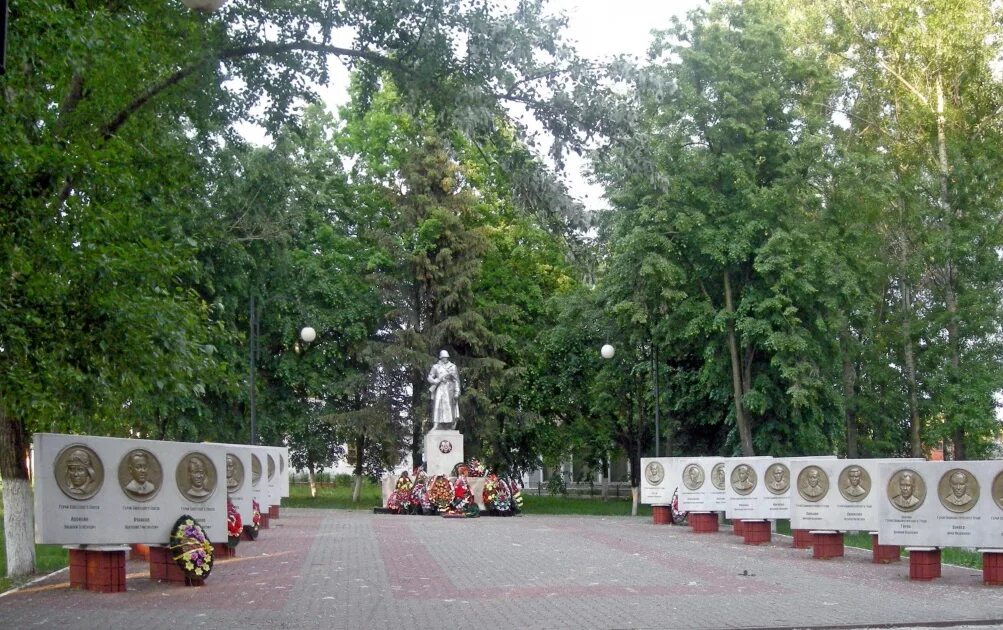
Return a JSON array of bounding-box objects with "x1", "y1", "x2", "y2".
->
[
  {"x1": 742, "y1": 520, "x2": 771, "y2": 545},
  {"x1": 907, "y1": 547, "x2": 941, "y2": 581},
  {"x1": 67, "y1": 545, "x2": 128, "y2": 593},
  {"x1": 424, "y1": 429, "x2": 464, "y2": 476},
  {"x1": 148, "y1": 545, "x2": 205, "y2": 586},
  {"x1": 260, "y1": 513, "x2": 270, "y2": 529},
  {"x1": 979, "y1": 549, "x2": 1003, "y2": 585},
  {"x1": 732, "y1": 519, "x2": 746, "y2": 536},
  {"x1": 690, "y1": 512, "x2": 719, "y2": 533},
  {"x1": 130, "y1": 543, "x2": 150, "y2": 561},
  {"x1": 870, "y1": 533, "x2": 900, "y2": 564},
  {"x1": 810, "y1": 530, "x2": 844, "y2": 559},
  {"x1": 791, "y1": 528, "x2": 813, "y2": 549},
  {"x1": 652, "y1": 505, "x2": 672, "y2": 525},
  {"x1": 268, "y1": 505, "x2": 280, "y2": 519}
]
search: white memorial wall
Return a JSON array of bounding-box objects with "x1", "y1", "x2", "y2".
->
[
  {"x1": 724, "y1": 457, "x2": 775, "y2": 520},
  {"x1": 34, "y1": 433, "x2": 228, "y2": 545},
  {"x1": 676, "y1": 457, "x2": 729, "y2": 512},
  {"x1": 877, "y1": 460, "x2": 1003, "y2": 548},
  {"x1": 640, "y1": 457, "x2": 677, "y2": 505}
]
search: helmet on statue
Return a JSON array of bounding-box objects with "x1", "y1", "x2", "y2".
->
[{"x1": 439, "y1": 350, "x2": 449, "y2": 359}]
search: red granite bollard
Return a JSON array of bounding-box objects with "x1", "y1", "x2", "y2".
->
[
  {"x1": 689, "y1": 512, "x2": 719, "y2": 533},
  {"x1": 791, "y1": 528, "x2": 814, "y2": 549},
  {"x1": 212, "y1": 542, "x2": 236, "y2": 558},
  {"x1": 981, "y1": 550, "x2": 1003, "y2": 585},
  {"x1": 66, "y1": 546, "x2": 128, "y2": 593},
  {"x1": 130, "y1": 543, "x2": 150, "y2": 562},
  {"x1": 149, "y1": 545, "x2": 204, "y2": 586},
  {"x1": 732, "y1": 519, "x2": 746, "y2": 536},
  {"x1": 870, "y1": 533, "x2": 901, "y2": 564},
  {"x1": 811, "y1": 531, "x2": 844, "y2": 559},
  {"x1": 68, "y1": 548, "x2": 88, "y2": 589},
  {"x1": 268, "y1": 505, "x2": 280, "y2": 519},
  {"x1": 743, "y1": 520, "x2": 771, "y2": 545},
  {"x1": 908, "y1": 547, "x2": 941, "y2": 581},
  {"x1": 652, "y1": 505, "x2": 672, "y2": 525},
  {"x1": 259, "y1": 513, "x2": 271, "y2": 529}
]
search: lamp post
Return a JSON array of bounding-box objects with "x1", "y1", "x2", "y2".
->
[{"x1": 652, "y1": 344, "x2": 661, "y2": 457}]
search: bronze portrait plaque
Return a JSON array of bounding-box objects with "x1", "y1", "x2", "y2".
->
[
  {"x1": 251, "y1": 454, "x2": 262, "y2": 487},
  {"x1": 797, "y1": 465, "x2": 829, "y2": 502},
  {"x1": 176, "y1": 452, "x2": 217, "y2": 503},
  {"x1": 267, "y1": 454, "x2": 276, "y2": 481},
  {"x1": 226, "y1": 453, "x2": 245, "y2": 495},
  {"x1": 765, "y1": 463, "x2": 790, "y2": 495},
  {"x1": 644, "y1": 461, "x2": 665, "y2": 486},
  {"x1": 117, "y1": 449, "x2": 162, "y2": 502},
  {"x1": 938, "y1": 468, "x2": 979, "y2": 513},
  {"x1": 711, "y1": 462, "x2": 726, "y2": 491},
  {"x1": 887, "y1": 468, "x2": 926, "y2": 512},
  {"x1": 55, "y1": 444, "x2": 104, "y2": 501},
  {"x1": 731, "y1": 464, "x2": 757, "y2": 496},
  {"x1": 993, "y1": 471, "x2": 1003, "y2": 511},
  {"x1": 837, "y1": 465, "x2": 871, "y2": 502},
  {"x1": 682, "y1": 463, "x2": 705, "y2": 490}
]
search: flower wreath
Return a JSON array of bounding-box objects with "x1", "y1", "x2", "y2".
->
[
  {"x1": 226, "y1": 500, "x2": 242, "y2": 548},
  {"x1": 483, "y1": 474, "x2": 512, "y2": 513},
  {"x1": 410, "y1": 470, "x2": 432, "y2": 513},
  {"x1": 243, "y1": 499, "x2": 261, "y2": 540},
  {"x1": 169, "y1": 515, "x2": 213, "y2": 580},
  {"x1": 445, "y1": 476, "x2": 479, "y2": 517},
  {"x1": 388, "y1": 472, "x2": 415, "y2": 514},
  {"x1": 465, "y1": 458, "x2": 487, "y2": 477},
  {"x1": 426, "y1": 475, "x2": 453, "y2": 511},
  {"x1": 507, "y1": 478, "x2": 524, "y2": 512}
]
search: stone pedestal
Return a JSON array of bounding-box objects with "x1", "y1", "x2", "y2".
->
[
  {"x1": 791, "y1": 528, "x2": 814, "y2": 549},
  {"x1": 732, "y1": 519, "x2": 746, "y2": 536},
  {"x1": 148, "y1": 545, "x2": 205, "y2": 586},
  {"x1": 67, "y1": 545, "x2": 128, "y2": 593},
  {"x1": 870, "y1": 533, "x2": 900, "y2": 564},
  {"x1": 424, "y1": 429, "x2": 464, "y2": 476},
  {"x1": 907, "y1": 547, "x2": 942, "y2": 581},
  {"x1": 652, "y1": 505, "x2": 672, "y2": 525},
  {"x1": 212, "y1": 542, "x2": 236, "y2": 558},
  {"x1": 268, "y1": 505, "x2": 280, "y2": 519},
  {"x1": 260, "y1": 513, "x2": 270, "y2": 529},
  {"x1": 690, "y1": 512, "x2": 719, "y2": 533},
  {"x1": 980, "y1": 549, "x2": 1003, "y2": 585},
  {"x1": 130, "y1": 543, "x2": 150, "y2": 562},
  {"x1": 810, "y1": 530, "x2": 844, "y2": 559},
  {"x1": 742, "y1": 520, "x2": 771, "y2": 545}
]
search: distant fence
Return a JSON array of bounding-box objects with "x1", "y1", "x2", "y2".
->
[{"x1": 528, "y1": 481, "x2": 634, "y2": 499}]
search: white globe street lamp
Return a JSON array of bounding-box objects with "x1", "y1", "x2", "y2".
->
[
  {"x1": 600, "y1": 344, "x2": 615, "y2": 360},
  {"x1": 300, "y1": 326, "x2": 316, "y2": 343}
]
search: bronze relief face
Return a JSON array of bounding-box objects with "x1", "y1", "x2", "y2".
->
[
  {"x1": 251, "y1": 454, "x2": 262, "y2": 487},
  {"x1": 118, "y1": 449, "x2": 163, "y2": 502},
  {"x1": 796, "y1": 465, "x2": 829, "y2": 502},
  {"x1": 837, "y1": 465, "x2": 871, "y2": 502},
  {"x1": 682, "y1": 463, "x2": 705, "y2": 490},
  {"x1": 887, "y1": 469, "x2": 926, "y2": 513},
  {"x1": 267, "y1": 454, "x2": 276, "y2": 481},
  {"x1": 731, "y1": 464, "x2": 757, "y2": 496},
  {"x1": 765, "y1": 464, "x2": 790, "y2": 495},
  {"x1": 55, "y1": 444, "x2": 104, "y2": 501},
  {"x1": 938, "y1": 468, "x2": 979, "y2": 514},
  {"x1": 176, "y1": 452, "x2": 217, "y2": 503},
  {"x1": 644, "y1": 461, "x2": 665, "y2": 486},
  {"x1": 226, "y1": 453, "x2": 245, "y2": 494}
]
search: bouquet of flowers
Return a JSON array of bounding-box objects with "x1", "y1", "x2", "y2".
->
[
  {"x1": 169, "y1": 515, "x2": 213, "y2": 581},
  {"x1": 427, "y1": 475, "x2": 453, "y2": 511},
  {"x1": 226, "y1": 500, "x2": 242, "y2": 548},
  {"x1": 483, "y1": 474, "x2": 512, "y2": 513},
  {"x1": 244, "y1": 499, "x2": 262, "y2": 540}
]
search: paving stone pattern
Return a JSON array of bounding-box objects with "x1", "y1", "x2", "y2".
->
[{"x1": 2, "y1": 508, "x2": 1003, "y2": 629}]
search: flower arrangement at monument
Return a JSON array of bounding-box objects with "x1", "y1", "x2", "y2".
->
[
  {"x1": 243, "y1": 499, "x2": 262, "y2": 540},
  {"x1": 411, "y1": 470, "x2": 432, "y2": 513},
  {"x1": 483, "y1": 474, "x2": 512, "y2": 513},
  {"x1": 169, "y1": 515, "x2": 214, "y2": 580},
  {"x1": 508, "y1": 478, "x2": 524, "y2": 513},
  {"x1": 444, "y1": 476, "x2": 479, "y2": 517},
  {"x1": 226, "y1": 500, "x2": 242, "y2": 548},
  {"x1": 427, "y1": 475, "x2": 453, "y2": 511},
  {"x1": 465, "y1": 458, "x2": 487, "y2": 477},
  {"x1": 388, "y1": 472, "x2": 415, "y2": 514}
]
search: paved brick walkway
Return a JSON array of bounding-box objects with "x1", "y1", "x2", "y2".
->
[{"x1": 2, "y1": 508, "x2": 1003, "y2": 629}]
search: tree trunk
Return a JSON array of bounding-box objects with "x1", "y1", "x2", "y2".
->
[
  {"x1": 352, "y1": 434, "x2": 366, "y2": 503},
  {"x1": 352, "y1": 475, "x2": 363, "y2": 503},
  {"x1": 936, "y1": 74, "x2": 964, "y2": 461},
  {"x1": 307, "y1": 464, "x2": 317, "y2": 498},
  {"x1": 901, "y1": 279, "x2": 922, "y2": 458},
  {"x1": 0, "y1": 408, "x2": 35, "y2": 577},
  {"x1": 840, "y1": 328, "x2": 859, "y2": 458},
  {"x1": 724, "y1": 272, "x2": 755, "y2": 455}
]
